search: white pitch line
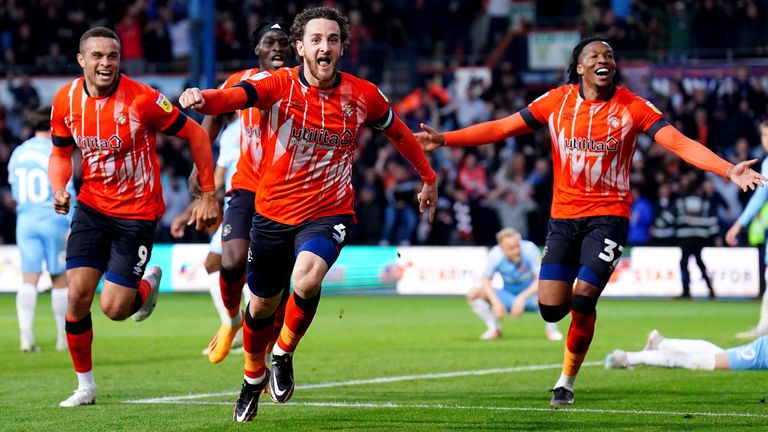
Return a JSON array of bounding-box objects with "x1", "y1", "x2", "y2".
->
[
  {"x1": 123, "y1": 400, "x2": 768, "y2": 419},
  {"x1": 124, "y1": 362, "x2": 597, "y2": 404}
]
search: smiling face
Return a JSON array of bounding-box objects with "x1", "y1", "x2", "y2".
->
[
  {"x1": 77, "y1": 36, "x2": 120, "y2": 97},
  {"x1": 296, "y1": 18, "x2": 343, "y2": 87},
  {"x1": 256, "y1": 29, "x2": 291, "y2": 71},
  {"x1": 577, "y1": 41, "x2": 615, "y2": 91}
]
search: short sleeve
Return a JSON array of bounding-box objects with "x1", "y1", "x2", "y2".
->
[
  {"x1": 51, "y1": 87, "x2": 74, "y2": 147},
  {"x1": 526, "y1": 88, "x2": 564, "y2": 126},
  {"x1": 240, "y1": 70, "x2": 286, "y2": 110},
  {"x1": 483, "y1": 246, "x2": 504, "y2": 279},
  {"x1": 7, "y1": 149, "x2": 17, "y2": 185},
  {"x1": 136, "y1": 89, "x2": 186, "y2": 135},
  {"x1": 221, "y1": 71, "x2": 247, "y2": 89},
  {"x1": 629, "y1": 97, "x2": 668, "y2": 138},
  {"x1": 363, "y1": 83, "x2": 394, "y2": 131}
]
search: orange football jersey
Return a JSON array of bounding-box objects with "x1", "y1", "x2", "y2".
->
[
  {"x1": 526, "y1": 85, "x2": 666, "y2": 219},
  {"x1": 51, "y1": 74, "x2": 185, "y2": 220},
  {"x1": 238, "y1": 66, "x2": 396, "y2": 225},
  {"x1": 220, "y1": 68, "x2": 270, "y2": 193}
]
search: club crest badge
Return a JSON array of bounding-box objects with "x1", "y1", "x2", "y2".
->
[{"x1": 343, "y1": 104, "x2": 355, "y2": 119}]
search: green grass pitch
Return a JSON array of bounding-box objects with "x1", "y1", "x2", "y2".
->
[{"x1": 1, "y1": 293, "x2": 766, "y2": 431}]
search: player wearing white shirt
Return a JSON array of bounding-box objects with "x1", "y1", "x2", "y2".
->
[{"x1": 466, "y1": 228, "x2": 562, "y2": 341}]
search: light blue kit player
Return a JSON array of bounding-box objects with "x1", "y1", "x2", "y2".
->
[
  {"x1": 606, "y1": 329, "x2": 768, "y2": 371},
  {"x1": 169, "y1": 116, "x2": 251, "y2": 357},
  {"x1": 8, "y1": 106, "x2": 75, "y2": 352},
  {"x1": 724, "y1": 121, "x2": 768, "y2": 340},
  {"x1": 466, "y1": 228, "x2": 562, "y2": 341}
]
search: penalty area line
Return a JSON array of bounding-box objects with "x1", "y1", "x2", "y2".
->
[{"x1": 124, "y1": 361, "x2": 593, "y2": 404}]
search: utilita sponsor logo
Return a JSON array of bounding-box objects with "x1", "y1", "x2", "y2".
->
[
  {"x1": 290, "y1": 127, "x2": 352, "y2": 147},
  {"x1": 77, "y1": 134, "x2": 123, "y2": 151},
  {"x1": 563, "y1": 136, "x2": 618, "y2": 152}
]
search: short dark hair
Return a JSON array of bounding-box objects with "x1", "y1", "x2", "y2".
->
[
  {"x1": 28, "y1": 106, "x2": 51, "y2": 132},
  {"x1": 79, "y1": 27, "x2": 121, "y2": 53},
  {"x1": 566, "y1": 36, "x2": 612, "y2": 84},
  {"x1": 290, "y1": 6, "x2": 350, "y2": 49}
]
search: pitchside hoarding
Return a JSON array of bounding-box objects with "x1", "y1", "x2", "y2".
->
[{"x1": 0, "y1": 245, "x2": 759, "y2": 297}]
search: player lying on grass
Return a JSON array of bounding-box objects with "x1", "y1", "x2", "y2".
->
[{"x1": 605, "y1": 329, "x2": 768, "y2": 370}]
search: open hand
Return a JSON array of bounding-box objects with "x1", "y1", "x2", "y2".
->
[
  {"x1": 727, "y1": 160, "x2": 767, "y2": 192},
  {"x1": 414, "y1": 123, "x2": 445, "y2": 152}
]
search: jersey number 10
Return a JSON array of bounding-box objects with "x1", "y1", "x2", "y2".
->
[{"x1": 14, "y1": 167, "x2": 49, "y2": 204}]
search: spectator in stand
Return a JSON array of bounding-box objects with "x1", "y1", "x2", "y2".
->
[
  {"x1": 489, "y1": 189, "x2": 535, "y2": 239},
  {"x1": 116, "y1": 7, "x2": 145, "y2": 74},
  {"x1": 650, "y1": 183, "x2": 677, "y2": 246},
  {"x1": 675, "y1": 176, "x2": 718, "y2": 299},
  {"x1": 456, "y1": 79, "x2": 491, "y2": 129},
  {"x1": 628, "y1": 186, "x2": 654, "y2": 245},
  {"x1": 379, "y1": 159, "x2": 420, "y2": 246},
  {"x1": 457, "y1": 153, "x2": 489, "y2": 198}
]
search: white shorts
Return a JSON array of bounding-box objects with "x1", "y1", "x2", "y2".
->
[{"x1": 209, "y1": 224, "x2": 223, "y2": 256}]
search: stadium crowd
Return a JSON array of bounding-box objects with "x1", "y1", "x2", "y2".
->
[{"x1": 0, "y1": 0, "x2": 767, "y2": 247}]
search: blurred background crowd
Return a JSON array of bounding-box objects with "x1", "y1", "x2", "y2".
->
[{"x1": 0, "y1": 0, "x2": 767, "y2": 249}]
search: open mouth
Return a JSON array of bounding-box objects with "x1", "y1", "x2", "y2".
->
[
  {"x1": 96, "y1": 70, "x2": 113, "y2": 80},
  {"x1": 317, "y1": 56, "x2": 331, "y2": 68},
  {"x1": 595, "y1": 67, "x2": 610, "y2": 77},
  {"x1": 270, "y1": 55, "x2": 285, "y2": 64}
]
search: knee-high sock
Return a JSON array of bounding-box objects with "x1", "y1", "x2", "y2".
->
[
  {"x1": 275, "y1": 291, "x2": 321, "y2": 354},
  {"x1": 16, "y1": 283, "x2": 37, "y2": 342},
  {"x1": 562, "y1": 296, "x2": 598, "y2": 379},
  {"x1": 469, "y1": 299, "x2": 499, "y2": 330},
  {"x1": 207, "y1": 271, "x2": 231, "y2": 325},
  {"x1": 220, "y1": 267, "x2": 245, "y2": 316},
  {"x1": 626, "y1": 350, "x2": 716, "y2": 370},
  {"x1": 757, "y1": 288, "x2": 768, "y2": 332},
  {"x1": 66, "y1": 313, "x2": 93, "y2": 373},
  {"x1": 563, "y1": 309, "x2": 596, "y2": 377},
  {"x1": 131, "y1": 279, "x2": 152, "y2": 314},
  {"x1": 51, "y1": 287, "x2": 68, "y2": 344},
  {"x1": 657, "y1": 338, "x2": 724, "y2": 355},
  {"x1": 243, "y1": 305, "x2": 275, "y2": 384},
  {"x1": 267, "y1": 298, "x2": 288, "y2": 354}
]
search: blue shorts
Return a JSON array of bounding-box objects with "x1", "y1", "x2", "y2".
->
[
  {"x1": 726, "y1": 335, "x2": 768, "y2": 370},
  {"x1": 16, "y1": 214, "x2": 69, "y2": 275},
  {"x1": 495, "y1": 289, "x2": 539, "y2": 313}
]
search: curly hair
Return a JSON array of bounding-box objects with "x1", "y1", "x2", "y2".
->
[
  {"x1": 290, "y1": 6, "x2": 350, "y2": 50},
  {"x1": 566, "y1": 36, "x2": 612, "y2": 84}
]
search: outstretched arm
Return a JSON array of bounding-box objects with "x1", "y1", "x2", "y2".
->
[
  {"x1": 179, "y1": 85, "x2": 250, "y2": 115},
  {"x1": 415, "y1": 111, "x2": 535, "y2": 152},
  {"x1": 382, "y1": 115, "x2": 438, "y2": 221},
  {"x1": 654, "y1": 125, "x2": 766, "y2": 192}
]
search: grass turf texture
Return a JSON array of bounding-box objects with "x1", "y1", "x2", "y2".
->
[{"x1": 1, "y1": 293, "x2": 766, "y2": 431}]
